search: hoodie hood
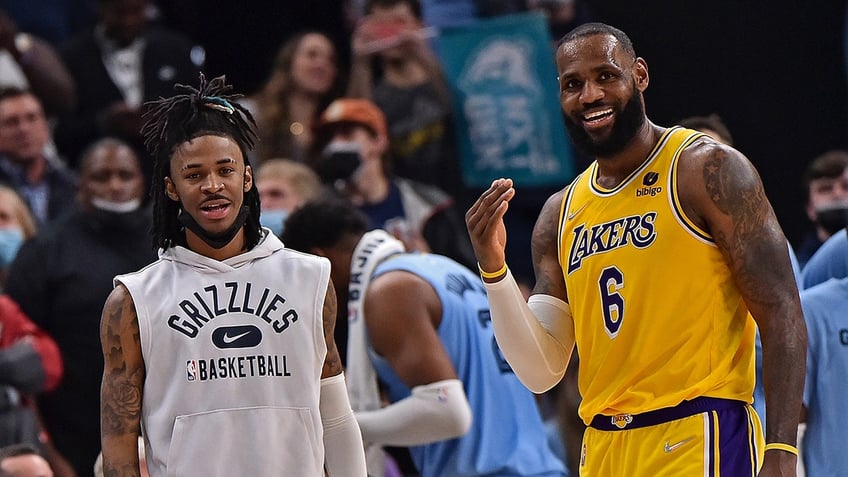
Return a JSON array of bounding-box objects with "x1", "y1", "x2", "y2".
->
[{"x1": 158, "y1": 228, "x2": 283, "y2": 273}]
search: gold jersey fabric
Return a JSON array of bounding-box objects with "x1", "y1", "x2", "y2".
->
[{"x1": 557, "y1": 127, "x2": 756, "y2": 424}]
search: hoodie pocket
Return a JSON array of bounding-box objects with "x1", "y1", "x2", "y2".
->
[{"x1": 165, "y1": 406, "x2": 323, "y2": 477}]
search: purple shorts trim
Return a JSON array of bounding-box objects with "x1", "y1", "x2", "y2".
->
[{"x1": 589, "y1": 397, "x2": 744, "y2": 431}]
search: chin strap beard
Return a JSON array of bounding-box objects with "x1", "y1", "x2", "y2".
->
[{"x1": 178, "y1": 205, "x2": 250, "y2": 249}]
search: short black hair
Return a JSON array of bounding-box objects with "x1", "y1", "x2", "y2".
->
[
  {"x1": 558, "y1": 22, "x2": 636, "y2": 60},
  {"x1": 141, "y1": 74, "x2": 261, "y2": 250},
  {"x1": 281, "y1": 197, "x2": 369, "y2": 253}
]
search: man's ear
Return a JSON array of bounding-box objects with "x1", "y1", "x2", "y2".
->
[
  {"x1": 164, "y1": 177, "x2": 180, "y2": 202},
  {"x1": 633, "y1": 57, "x2": 649, "y2": 92},
  {"x1": 244, "y1": 165, "x2": 253, "y2": 192}
]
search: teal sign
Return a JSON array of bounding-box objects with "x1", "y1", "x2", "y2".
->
[{"x1": 438, "y1": 12, "x2": 575, "y2": 187}]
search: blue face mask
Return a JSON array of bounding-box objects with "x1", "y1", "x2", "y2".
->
[
  {"x1": 260, "y1": 209, "x2": 289, "y2": 237},
  {"x1": 0, "y1": 228, "x2": 24, "y2": 269}
]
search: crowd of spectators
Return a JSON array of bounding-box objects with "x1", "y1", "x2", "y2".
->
[{"x1": 0, "y1": 0, "x2": 845, "y2": 476}]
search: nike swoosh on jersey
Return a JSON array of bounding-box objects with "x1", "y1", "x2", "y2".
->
[
  {"x1": 568, "y1": 203, "x2": 588, "y2": 220},
  {"x1": 223, "y1": 330, "x2": 252, "y2": 343},
  {"x1": 664, "y1": 436, "x2": 695, "y2": 453}
]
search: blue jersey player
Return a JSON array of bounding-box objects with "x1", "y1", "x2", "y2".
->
[{"x1": 283, "y1": 198, "x2": 566, "y2": 477}]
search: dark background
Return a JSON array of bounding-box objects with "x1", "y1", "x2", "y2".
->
[
  {"x1": 586, "y1": 0, "x2": 848, "y2": 248},
  {"x1": 119, "y1": 0, "x2": 848, "y2": 246}
]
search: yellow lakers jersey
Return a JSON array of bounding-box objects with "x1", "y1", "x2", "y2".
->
[{"x1": 557, "y1": 127, "x2": 756, "y2": 424}]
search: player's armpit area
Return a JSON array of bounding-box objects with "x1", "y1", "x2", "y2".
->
[
  {"x1": 531, "y1": 188, "x2": 568, "y2": 301},
  {"x1": 321, "y1": 281, "x2": 343, "y2": 379},
  {"x1": 100, "y1": 284, "x2": 145, "y2": 476}
]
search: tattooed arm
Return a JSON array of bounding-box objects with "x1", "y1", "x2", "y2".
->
[
  {"x1": 100, "y1": 284, "x2": 144, "y2": 477},
  {"x1": 679, "y1": 139, "x2": 807, "y2": 475},
  {"x1": 320, "y1": 282, "x2": 342, "y2": 379}
]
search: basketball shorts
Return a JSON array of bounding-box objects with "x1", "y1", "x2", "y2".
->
[{"x1": 579, "y1": 397, "x2": 765, "y2": 477}]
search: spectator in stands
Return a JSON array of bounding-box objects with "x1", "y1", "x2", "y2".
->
[
  {"x1": 0, "y1": 186, "x2": 62, "y2": 454},
  {"x1": 0, "y1": 443, "x2": 53, "y2": 477},
  {"x1": 243, "y1": 31, "x2": 341, "y2": 164},
  {"x1": 5, "y1": 138, "x2": 156, "y2": 477},
  {"x1": 313, "y1": 97, "x2": 476, "y2": 270},
  {"x1": 678, "y1": 113, "x2": 734, "y2": 146},
  {"x1": 0, "y1": 8, "x2": 75, "y2": 116},
  {"x1": 255, "y1": 158, "x2": 324, "y2": 236},
  {"x1": 795, "y1": 150, "x2": 848, "y2": 268},
  {"x1": 55, "y1": 0, "x2": 203, "y2": 170},
  {"x1": 0, "y1": 185, "x2": 35, "y2": 285},
  {"x1": 347, "y1": 0, "x2": 464, "y2": 200},
  {"x1": 0, "y1": 87, "x2": 77, "y2": 228}
]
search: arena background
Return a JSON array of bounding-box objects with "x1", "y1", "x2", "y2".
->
[{"x1": 165, "y1": 0, "x2": 846, "y2": 248}]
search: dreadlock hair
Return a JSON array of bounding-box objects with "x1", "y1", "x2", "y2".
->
[{"x1": 142, "y1": 73, "x2": 261, "y2": 250}]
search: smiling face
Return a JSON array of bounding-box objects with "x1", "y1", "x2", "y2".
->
[
  {"x1": 557, "y1": 33, "x2": 649, "y2": 158},
  {"x1": 290, "y1": 33, "x2": 338, "y2": 96},
  {"x1": 164, "y1": 135, "x2": 253, "y2": 243}
]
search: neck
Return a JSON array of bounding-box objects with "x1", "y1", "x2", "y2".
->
[
  {"x1": 351, "y1": 162, "x2": 390, "y2": 205},
  {"x1": 185, "y1": 229, "x2": 247, "y2": 261},
  {"x1": 288, "y1": 92, "x2": 319, "y2": 124},
  {"x1": 594, "y1": 121, "x2": 664, "y2": 188},
  {"x1": 14, "y1": 155, "x2": 47, "y2": 184}
]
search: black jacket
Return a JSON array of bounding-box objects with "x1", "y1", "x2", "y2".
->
[
  {"x1": 5, "y1": 208, "x2": 157, "y2": 477},
  {"x1": 55, "y1": 25, "x2": 203, "y2": 167}
]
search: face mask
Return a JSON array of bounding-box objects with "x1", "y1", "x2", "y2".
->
[
  {"x1": 260, "y1": 209, "x2": 289, "y2": 237},
  {"x1": 318, "y1": 141, "x2": 362, "y2": 184},
  {"x1": 178, "y1": 205, "x2": 250, "y2": 249},
  {"x1": 91, "y1": 197, "x2": 141, "y2": 213},
  {"x1": 0, "y1": 228, "x2": 24, "y2": 269},
  {"x1": 815, "y1": 202, "x2": 848, "y2": 236}
]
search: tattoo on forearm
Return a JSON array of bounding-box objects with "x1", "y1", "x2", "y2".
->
[
  {"x1": 102, "y1": 298, "x2": 143, "y2": 437},
  {"x1": 102, "y1": 361, "x2": 144, "y2": 435}
]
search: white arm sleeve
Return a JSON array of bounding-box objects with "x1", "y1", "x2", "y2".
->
[
  {"x1": 355, "y1": 378, "x2": 472, "y2": 447},
  {"x1": 320, "y1": 373, "x2": 368, "y2": 477},
  {"x1": 484, "y1": 269, "x2": 575, "y2": 393}
]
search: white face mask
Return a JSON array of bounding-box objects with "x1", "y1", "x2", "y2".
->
[{"x1": 91, "y1": 197, "x2": 141, "y2": 213}]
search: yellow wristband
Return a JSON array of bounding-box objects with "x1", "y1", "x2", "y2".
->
[
  {"x1": 763, "y1": 443, "x2": 798, "y2": 456},
  {"x1": 478, "y1": 262, "x2": 508, "y2": 279}
]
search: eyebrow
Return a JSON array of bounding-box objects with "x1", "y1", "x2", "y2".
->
[{"x1": 179, "y1": 157, "x2": 237, "y2": 172}]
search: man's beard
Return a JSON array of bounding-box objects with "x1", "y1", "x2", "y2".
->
[{"x1": 563, "y1": 90, "x2": 646, "y2": 158}]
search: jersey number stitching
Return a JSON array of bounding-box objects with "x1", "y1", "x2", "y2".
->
[{"x1": 599, "y1": 266, "x2": 624, "y2": 338}]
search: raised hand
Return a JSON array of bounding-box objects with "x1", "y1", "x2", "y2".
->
[{"x1": 465, "y1": 178, "x2": 515, "y2": 275}]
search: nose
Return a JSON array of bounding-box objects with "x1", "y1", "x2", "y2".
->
[
  {"x1": 107, "y1": 175, "x2": 125, "y2": 195},
  {"x1": 201, "y1": 175, "x2": 224, "y2": 193},
  {"x1": 580, "y1": 81, "x2": 604, "y2": 105}
]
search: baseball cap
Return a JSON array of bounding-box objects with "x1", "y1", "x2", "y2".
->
[{"x1": 315, "y1": 98, "x2": 387, "y2": 138}]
